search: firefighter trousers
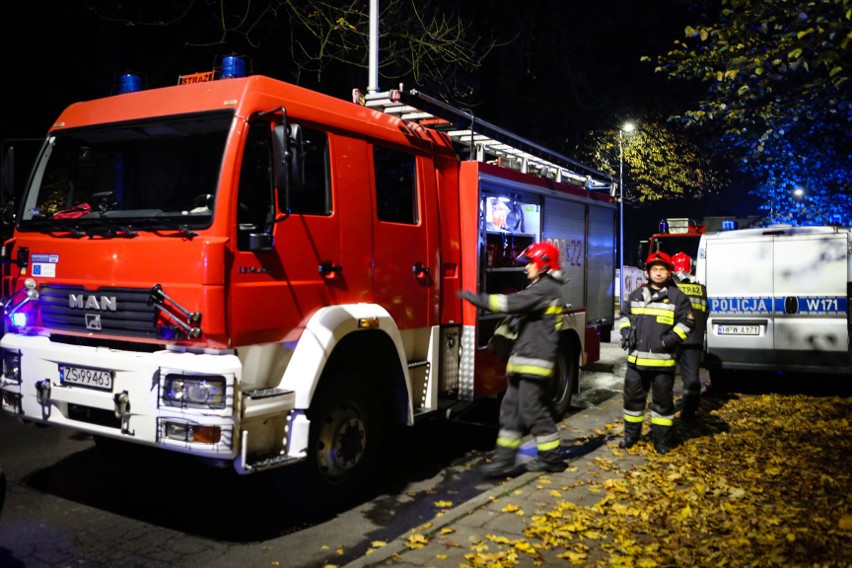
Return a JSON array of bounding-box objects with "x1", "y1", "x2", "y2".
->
[
  {"x1": 678, "y1": 345, "x2": 703, "y2": 413},
  {"x1": 495, "y1": 374, "x2": 561, "y2": 458},
  {"x1": 622, "y1": 365, "x2": 675, "y2": 427}
]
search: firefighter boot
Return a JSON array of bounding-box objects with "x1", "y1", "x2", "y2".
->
[
  {"x1": 618, "y1": 420, "x2": 642, "y2": 449},
  {"x1": 652, "y1": 424, "x2": 675, "y2": 454},
  {"x1": 681, "y1": 395, "x2": 700, "y2": 422},
  {"x1": 481, "y1": 448, "x2": 519, "y2": 478},
  {"x1": 526, "y1": 448, "x2": 567, "y2": 473}
]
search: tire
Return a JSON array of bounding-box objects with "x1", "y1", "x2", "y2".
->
[
  {"x1": 549, "y1": 341, "x2": 579, "y2": 420},
  {"x1": 303, "y1": 377, "x2": 383, "y2": 508}
]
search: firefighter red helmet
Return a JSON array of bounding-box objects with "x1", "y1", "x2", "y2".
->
[
  {"x1": 517, "y1": 242, "x2": 560, "y2": 272},
  {"x1": 671, "y1": 251, "x2": 693, "y2": 274},
  {"x1": 645, "y1": 250, "x2": 673, "y2": 271}
]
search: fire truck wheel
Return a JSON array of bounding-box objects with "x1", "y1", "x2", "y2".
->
[
  {"x1": 549, "y1": 342, "x2": 579, "y2": 420},
  {"x1": 305, "y1": 380, "x2": 383, "y2": 506}
]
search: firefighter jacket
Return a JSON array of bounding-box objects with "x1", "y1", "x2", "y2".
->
[
  {"x1": 461, "y1": 273, "x2": 566, "y2": 380},
  {"x1": 618, "y1": 281, "x2": 694, "y2": 371},
  {"x1": 674, "y1": 274, "x2": 708, "y2": 347}
]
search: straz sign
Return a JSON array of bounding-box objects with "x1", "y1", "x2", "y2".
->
[{"x1": 178, "y1": 71, "x2": 215, "y2": 84}]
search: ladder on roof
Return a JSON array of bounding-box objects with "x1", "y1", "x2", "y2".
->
[{"x1": 352, "y1": 85, "x2": 614, "y2": 189}]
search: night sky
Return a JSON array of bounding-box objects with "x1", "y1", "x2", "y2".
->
[{"x1": 2, "y1": 1, "x2": 758, "y2": 243}]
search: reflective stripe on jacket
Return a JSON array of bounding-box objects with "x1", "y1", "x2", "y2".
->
[
  {"x1": 618, "y1": 282, "x2": 694, "y2": 371},
  {"x1": 675, "y1": 276, "x2": 708, "y2": 346},
  {"x1": 466, "y1": 274, "x2": 566, "y2": 379}
]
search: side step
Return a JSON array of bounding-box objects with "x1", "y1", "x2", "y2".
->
[
  {"x1": 245, "y1": 452, "x2": 301, "y2": 471},
  {"x1": 242, "y1": 387, "x2": 295, "y2": 420}
]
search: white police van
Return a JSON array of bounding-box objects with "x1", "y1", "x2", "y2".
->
[{"x1": 696, "y1": 225, "x2": 851, "y2": 383}]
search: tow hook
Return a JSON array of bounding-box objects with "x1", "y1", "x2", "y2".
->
[
  {"x1": 35, "y1": 379, "x2": 51, "y2": 404},
  {"x1": 113, "y1": 391, "x2": 134, "y2": 435},
  {"x1": 113, "y1": 391, "x2": 130, "y2": 419}
]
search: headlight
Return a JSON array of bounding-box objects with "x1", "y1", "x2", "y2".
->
[
  {"x1": 162, "y1": 374, "x2": 226, "y2": 409},
  {"x1": 1, "y1": 349, "x2": 21, "y2": 383}
]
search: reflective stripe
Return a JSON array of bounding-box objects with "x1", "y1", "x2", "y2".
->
[
  {"x1": 507, "y1": 355, "x2": 555, "y2": 377},
  {"x1": 692, "y1": 301, "x2": 707, "y2": 312},
  {"x1": 488, "y1": 294, "x2": 509, "y2": 312},
  {"x1": 628, "y1": 354, "x2": 676, "y2": 367},
  {"x1": 547, "y1": 303, "x2": 564, "y2": 331},
  {"x1": 624, "y1": 411, "x2": 645, "y2": 423},
  {"x1": 631, "y1": 305, "x2": 675, "y2": 317},
  {"x1": 617, "y1": 319, "x2": 631, "y2": 330},
  {"x1": 506, "y1": 363, "x2": 555, "y2": 377},
  {"x1": 536, "y1": 433, "x2": 561, "y2": 452},
  {"x1": 651, "y1": 412, "x2": 674, "y2": 427},
  {"x1": 496, "y1": 429, "x2": 523, "y2": 449},
  {"x1": 633, "y1": 306, "x2": 675, "y2": 326},
  {"x1": 673, "y1": 323, "x2": 689, "y2": 340}
]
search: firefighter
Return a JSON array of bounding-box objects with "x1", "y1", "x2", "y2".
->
[
  {"x1": 460, "y1": 241, "x2": 568, "y2": 476},
  {"x1": 671, "y1": 251, "x2": 708, "y2": 421},
  {"x1": 618, "y1": 251, "x2": 694, "y2": 454}
]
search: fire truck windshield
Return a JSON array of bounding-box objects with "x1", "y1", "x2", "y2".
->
[{"x1": 19, "y1": 112, "x2": 232, "y2": 232}]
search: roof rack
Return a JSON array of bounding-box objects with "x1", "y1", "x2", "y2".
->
[{"x1": 353, "y1": 85, "x2": 614, "y2": 190}]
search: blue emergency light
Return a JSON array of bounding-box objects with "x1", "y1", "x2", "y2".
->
[
  {"x1": 10, "y1": 312, "x2": 28, "y2": 328},
  {"x1": 119, "y1": 73, "x2": 142, "y2": 93},
  {"x1": 221, "y1": 56, "x2": 246, "y2": 79}
]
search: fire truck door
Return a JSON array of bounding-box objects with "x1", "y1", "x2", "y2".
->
[
  {"x1": 371, "y1": 148, "x2": 438, "y2": 334},
  {"x1": 229, "y1": 124, "x2": 340, "y2": 345}
]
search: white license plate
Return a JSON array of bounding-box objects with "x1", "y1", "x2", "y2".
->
[
  {"x1": 60, "y1": 364, "x2": 114, "y2": 391},
  {"x1": 717, "y1": 325, "x2": 760, "y2": 336}
]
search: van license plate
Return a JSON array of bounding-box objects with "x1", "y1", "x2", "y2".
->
[
  {"x1": 60, "y1": 365, "x2": 114, "y2": 391},
  {"x1": 717, "y1": 325, "x2": 760, "y2": 336}
]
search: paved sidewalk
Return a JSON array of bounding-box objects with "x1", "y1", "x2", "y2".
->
[{"x1": 343, "y1": 340, "x2": 658, "y2": 568}]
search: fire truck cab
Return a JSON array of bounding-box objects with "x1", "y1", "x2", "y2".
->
[{"x1": 1, "y1": 65, "x2": 616, "y2": 504}]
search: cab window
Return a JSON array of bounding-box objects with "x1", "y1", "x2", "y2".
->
[{"x1": 374, "y1": 146, "x2": 417, "y2": 224}]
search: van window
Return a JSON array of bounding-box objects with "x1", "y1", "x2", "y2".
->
[{"x1": 374, "y1": 146, "x2": 417, "y2": 224}]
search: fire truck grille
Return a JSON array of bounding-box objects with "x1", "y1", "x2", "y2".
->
[{"x1": 39, "y1": 285, "x2": 158, "y2": 339}]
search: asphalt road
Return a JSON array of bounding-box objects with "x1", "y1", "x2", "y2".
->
[{"x1": 0, "y1": 348, "x2": 625, "y2": 568}]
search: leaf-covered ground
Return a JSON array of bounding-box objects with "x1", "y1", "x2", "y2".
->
[{"x1": 460, "y1": 392, "x2": 852, "y2": 567}]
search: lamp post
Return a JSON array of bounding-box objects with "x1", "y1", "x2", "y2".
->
[{"x1": 618, "y1": 121, "x2": 635, "y2": 313}]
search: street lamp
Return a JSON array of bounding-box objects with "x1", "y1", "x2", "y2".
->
[{"x1": 618, "y1": 121, "x2": 635, "y2": 312}]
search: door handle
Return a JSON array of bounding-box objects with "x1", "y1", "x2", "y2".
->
[
  {"x1": 412, "y1": 262, "x2": 430, "y2": 281},
  {"x1": 319, "y1": 262, "x2": 343, "y2": 280}
]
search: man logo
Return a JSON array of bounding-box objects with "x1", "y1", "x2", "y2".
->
[
  {"x1": 69, "y1": 294, "x2": 117, "y2": 311},
  {"x1": 85, "y1": 313, "x2": 102, "y2": 331}
]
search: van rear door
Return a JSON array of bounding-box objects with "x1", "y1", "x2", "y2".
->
[
  {"x1": 704, "y1": 233, "x2": 775, "y2": 368},
  {"x1": 773, "y1": 232, "x2": 848, "y2": 368}
]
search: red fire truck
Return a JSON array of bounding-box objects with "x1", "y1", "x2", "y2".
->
[{"x1": 0, "y1": 64, "x2": 616, "y2": 503}]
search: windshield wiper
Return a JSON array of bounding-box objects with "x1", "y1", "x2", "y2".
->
[
  {"x1": 84, "y1": 222, "x2": 139, "y2": 238},
  {"x1": 123, "y1": 217, "x2": 199, "y2": 239},
  {"x1": 26, "y1": 219, "x2": 86, "y2": 238}
]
